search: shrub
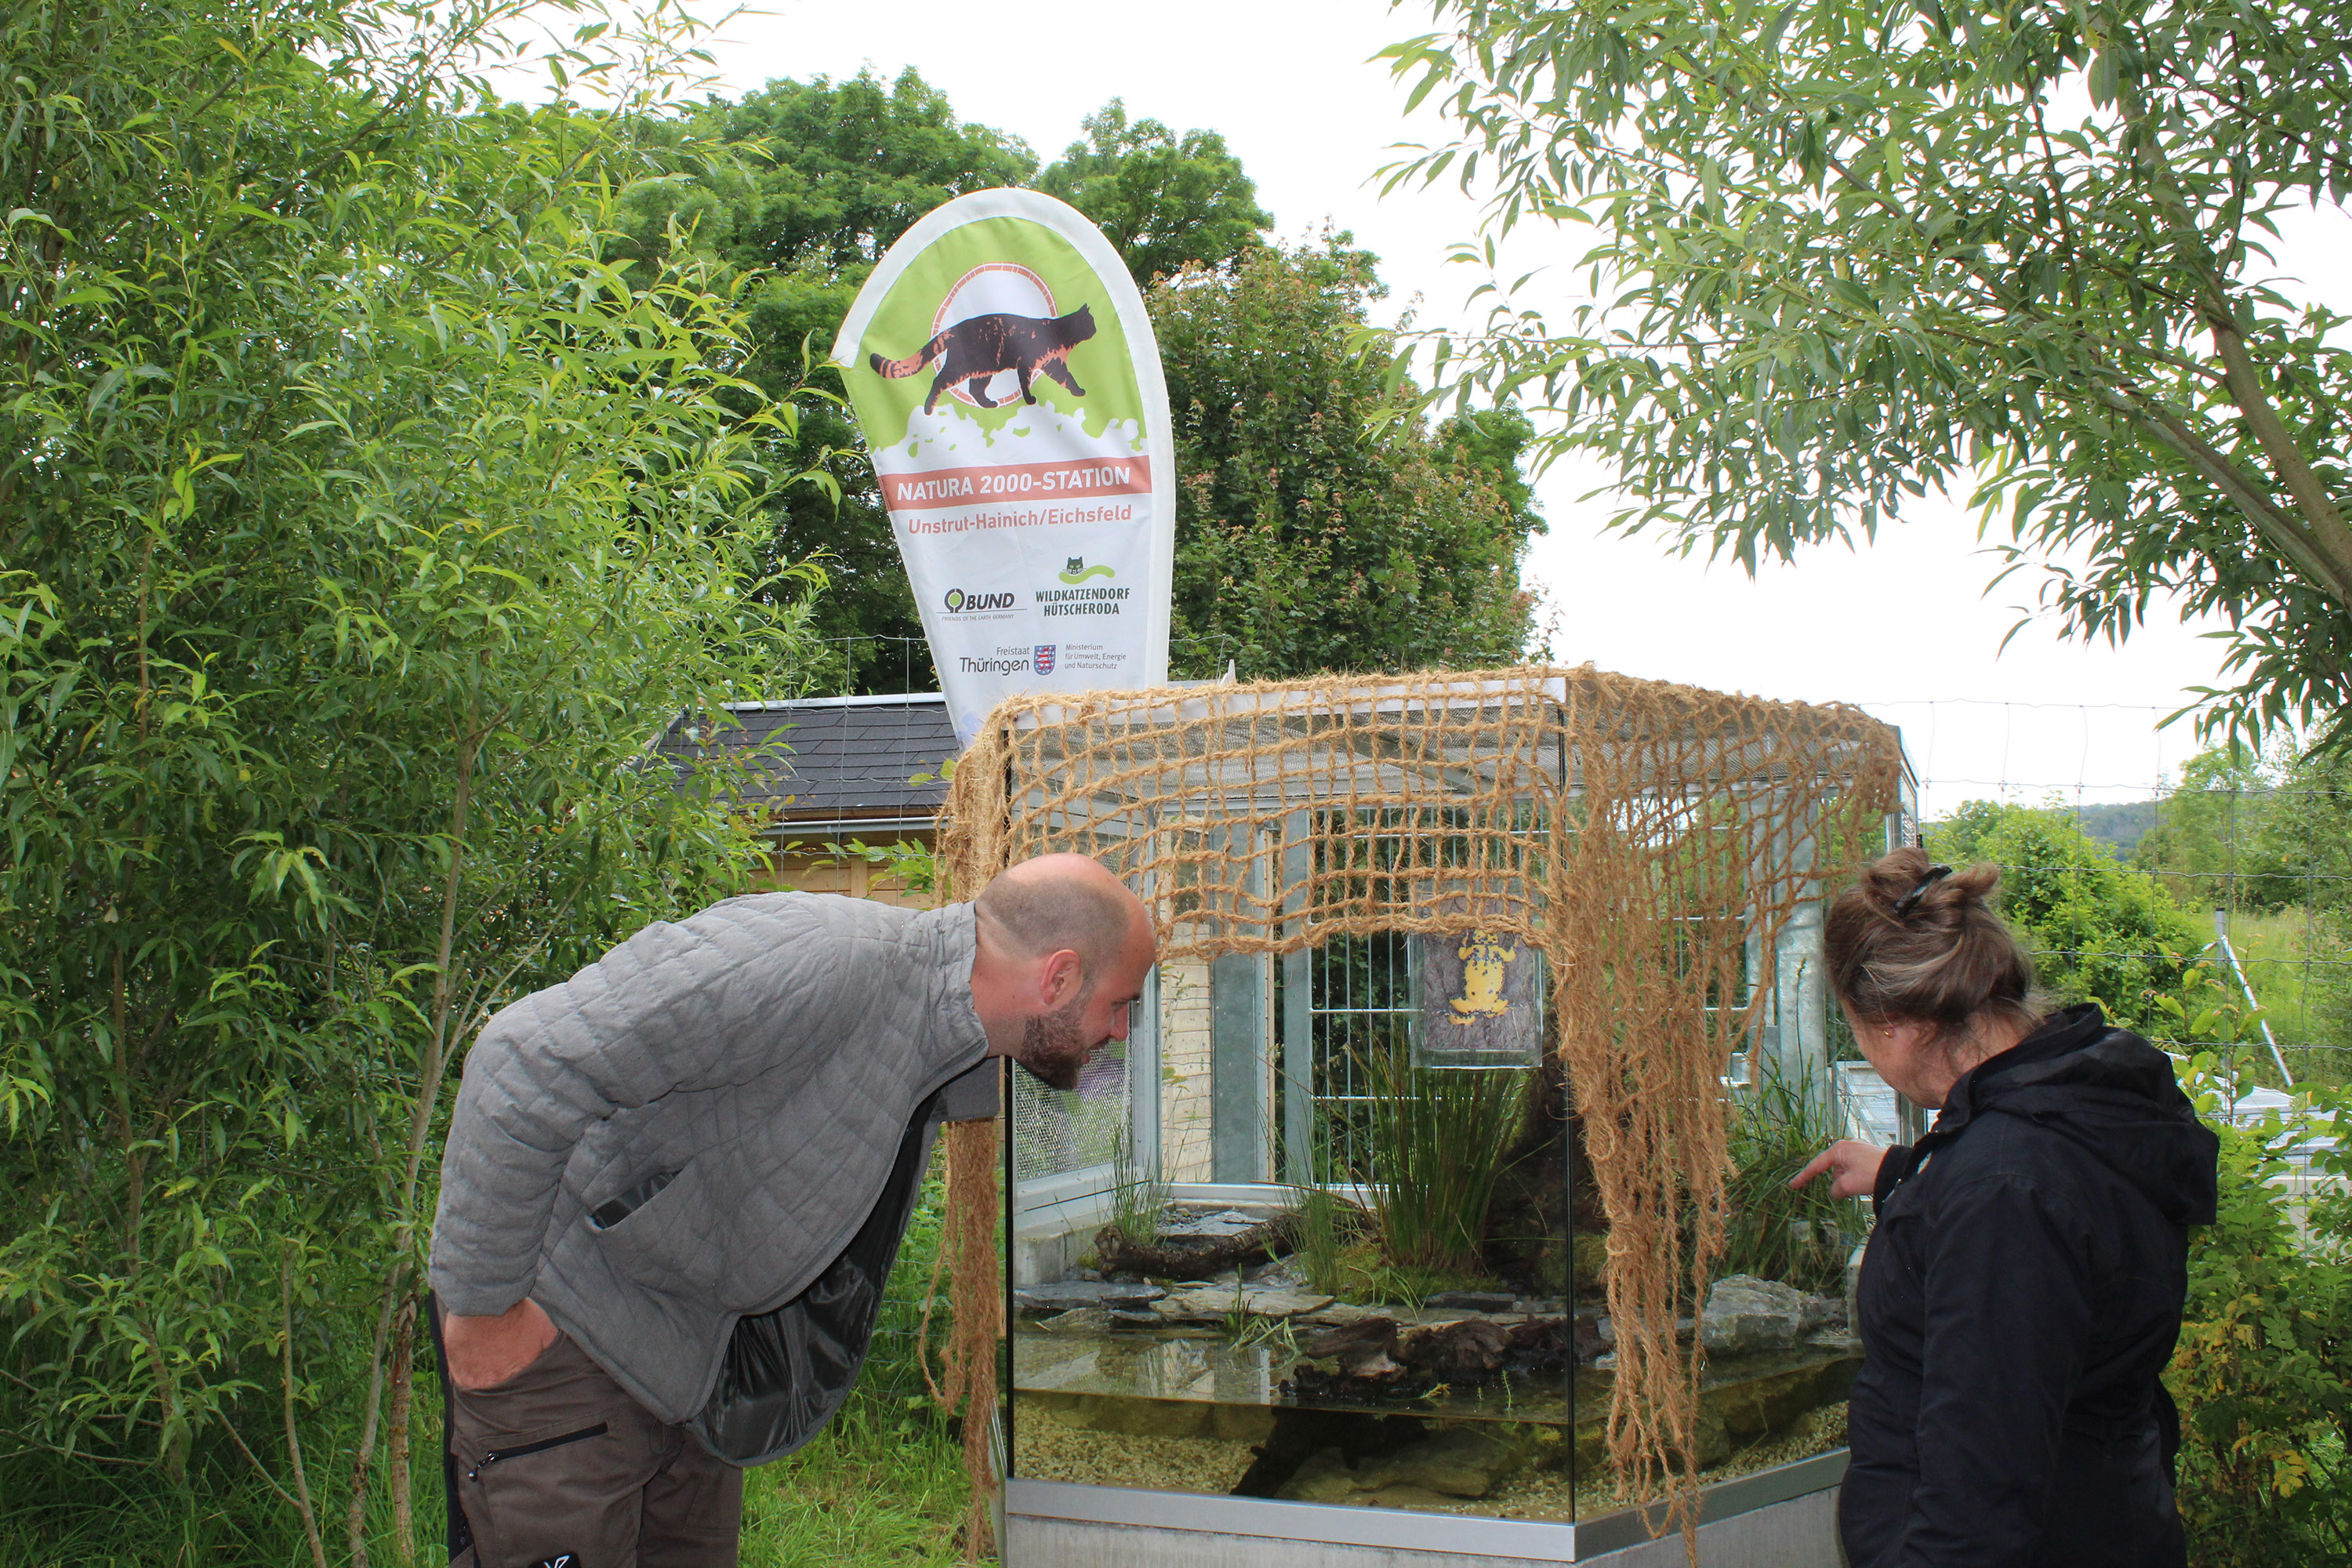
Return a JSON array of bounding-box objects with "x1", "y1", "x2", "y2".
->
[
  {"x1": 2169, "y1": 1047, "x2": 2352, "y2": 1566},
  {"x1": 1929, "y1": 800, "x2": 2206, "y2": 1036}
]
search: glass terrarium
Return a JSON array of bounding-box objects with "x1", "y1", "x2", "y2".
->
[{"x1": 946, "y1": 668, "x2": 1915, "y2": 1559}]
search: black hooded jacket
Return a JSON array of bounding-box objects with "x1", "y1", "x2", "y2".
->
[{"x1": 1840, "y1": 1004, "x2": 2220, "y2": 1568}]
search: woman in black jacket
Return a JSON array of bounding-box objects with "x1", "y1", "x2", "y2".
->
[{"x1": 1792, "y1": 848, "x2": 2218, "y2": 1568}]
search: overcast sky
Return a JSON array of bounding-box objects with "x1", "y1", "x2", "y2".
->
[{"x1": 674, "y1": 0, "x2": 2350, "y2": 815}]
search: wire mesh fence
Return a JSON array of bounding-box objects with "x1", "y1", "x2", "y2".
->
[
  {"x1": 1857, "y1": 697, "x2": 2351, "y2": 1090},
  {"x1": 832, "y1": 689, "x2": 2349, "y2": 1412}
]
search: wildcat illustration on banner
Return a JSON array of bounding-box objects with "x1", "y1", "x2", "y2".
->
[{"x1": 833, "y1": 189, "x2": 1176, "y2": 747}]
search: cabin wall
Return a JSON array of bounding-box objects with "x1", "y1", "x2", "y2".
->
[{"x1": 761, "y1": 826, "x2": 941, "y2": 908}]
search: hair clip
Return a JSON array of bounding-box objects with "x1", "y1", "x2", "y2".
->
[{"x1": 1893, "y1": 864, "x2": 1952, "y2": 917}]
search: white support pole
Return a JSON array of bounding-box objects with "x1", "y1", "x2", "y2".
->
[{"x1": 2212, "y1": 908, "x2": 2296, "y2": 1087}]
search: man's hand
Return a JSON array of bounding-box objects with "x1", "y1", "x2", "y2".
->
[
  {"x1": 442, "y1": 1298, "x2": 558, "y2": 1392},
  {"x1": 1791, "y1": 1139, "x2": 1889, "y2": 1203}
]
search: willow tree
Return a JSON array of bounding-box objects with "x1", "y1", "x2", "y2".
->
[
  {"x1": 1383, "y1": 0, "x2": 2352, "y2": 738},
  {"x1": 1, "y1": 0, "x2": 823, "y2": 1559}
]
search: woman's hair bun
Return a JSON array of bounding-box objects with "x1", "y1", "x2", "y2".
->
[
  {"x1": 1828, "y1": 846, "x2": 2041, "y2": 1044},
  {"x1": 1863, "y1": 856, "x2": 1998, "y2": 924}
]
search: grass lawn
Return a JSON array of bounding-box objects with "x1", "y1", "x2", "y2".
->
[
  {"x1": 0, "y1": 1398, "x2": 984, "y2": 1567},
  {"x1": 745, "y1": 1406, "x2": 985, "y2": 1566},
  {"x1": 2219, "y1": 906, "x2": 2352, "y2": 1087}
]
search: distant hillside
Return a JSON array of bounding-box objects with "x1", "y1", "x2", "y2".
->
[{"x1": 2070, "y1": 799, "x2": 2161, "y2": 856}]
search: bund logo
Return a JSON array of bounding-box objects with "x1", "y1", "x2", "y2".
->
[
  {"x1": 1033, "y1": 644, "x2": 1058, "y2": 676},
  {"x1": 943, "y1": 587, "x2": 1014, "y2": 614}
]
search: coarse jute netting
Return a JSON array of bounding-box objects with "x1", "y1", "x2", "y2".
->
[{"x1": 934, "y1": 664, "x2": 1904, "y2": 1548}]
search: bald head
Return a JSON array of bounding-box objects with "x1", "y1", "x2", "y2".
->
[
  {"x1": 975, "y1": 852, "x2": 1151, "y2": 993},
  {"x1": 967, "y1": 853, "x2": 1156, "y2": 1090}
]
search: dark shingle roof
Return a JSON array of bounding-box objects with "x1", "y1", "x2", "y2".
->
[{"x1": 653, "y1": 693, "x2": 955, "y2": 828}]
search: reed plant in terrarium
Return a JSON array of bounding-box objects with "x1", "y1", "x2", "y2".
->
[
  {"x1": 1103, "y1": 1118, "x2": 1169, "y2": 1253},
  {"x1": 1288, "y1": 1044, "x2": 1531, "y2": 1305},
  {"x1": 1718, "y1": 1071, "x2": 1870, "y2": 1298}
]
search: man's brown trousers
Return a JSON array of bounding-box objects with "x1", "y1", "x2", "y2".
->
[{"x1": 431, "y1": 1298, "x2": 743, "y2": 1568}]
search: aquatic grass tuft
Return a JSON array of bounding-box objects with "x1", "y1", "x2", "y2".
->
[
  {"x1": 1282, "y1": 1185, "x2": 1370, "y2": 1297},
  {"x1": 1360, "y1": 1047, "x2": 1530, "y2": 1279},
  {"x1": 1719, "y1": 1072, "x2": 1870, "y2": 1297},
  {"x1": 1105, "y1": 1119, "x2": 1168, "y2": 1250}
]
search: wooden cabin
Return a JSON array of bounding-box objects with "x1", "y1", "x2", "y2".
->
[{"x1": 653, "y1": 691, "x2": 955, "y2": 907}]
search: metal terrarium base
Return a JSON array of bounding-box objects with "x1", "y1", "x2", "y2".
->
[{"x1": 1006, "y1": 1448, "x2": 1848, "y2": 1566}]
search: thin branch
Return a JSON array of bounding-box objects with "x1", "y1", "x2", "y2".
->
[
  {"x1": 222, "y1": 1420, "x2": 310, "y2": 1515},
  {"x1": 281, "y1": 1249, "x2": 329, "y2": 1568}
]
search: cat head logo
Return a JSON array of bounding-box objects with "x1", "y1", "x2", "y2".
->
[
  {"x1": 866, "y1": 263, "x2": 1096, "y2": 416},
  {"x1": 1058, "y1": 557, "x2": 1115, "y2": 585},
  {"x1": 1033, "y1": 644, "x2": 1058, "y2": 676}
]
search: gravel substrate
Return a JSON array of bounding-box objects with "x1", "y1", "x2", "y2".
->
[
  {"x1": 1011, "y1": 1399, "x2": 1847, "y2": 1523},
  {"x1": 1570, "y1": 1401, "x2": 1849, "y2": 1517},
  {"x1": 1014, "y1": 1417, "x2": 1258, "y2": 1496}
]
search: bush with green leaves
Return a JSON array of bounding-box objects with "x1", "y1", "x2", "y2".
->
[
  {"x1": 1929, "y1": 800, "x2": 2205, "y2": 1036},
  {"x1": 2169, "y1": 1040, "x2": 2352, "y2": 1566},
  {"x1": 1, "y1": 0, "x2": 829, "y2": 1559}
]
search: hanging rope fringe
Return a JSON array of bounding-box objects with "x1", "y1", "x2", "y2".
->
[
  {"x1": 932, "y1": 1113, "x2": 1003, "y2": 1563},
  {"x1": 935, "y1": 663, "x2": 1902, "y2": 1557}
]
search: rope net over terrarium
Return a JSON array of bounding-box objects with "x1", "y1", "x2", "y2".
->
[{"x1": 935, "y1": 664, "x2": 1904, "y2": 1543}]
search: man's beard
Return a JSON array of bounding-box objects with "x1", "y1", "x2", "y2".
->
[{"x1": 1014, "y1": 995, "x2": 1095, "y2": 1092}]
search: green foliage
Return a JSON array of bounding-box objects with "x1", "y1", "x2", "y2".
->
[
  {"x1": 1383, "y1": 0, "x2": 2352, "y2": 741},
  {"x1": 825, "y1": 837, "x2": 944, "y2": 900},
  {"x1": 1720, "y1": 1076, "x2": 1867, "y2": 1298},
  {"x1": 1928, "y1": 800, "x2": 2205, "y2": 1034},
  {"x1": 2132, "y1": 739, "x2": 2352, "y2": 921},
  {"x1": 1359, "y1": 1051, "x2": 1529, "y2": 1278},
  {"x1": 743, "y1": 1403, "x2": 982, "y2": 1565},
  {"x1": 0, "y1": 0, "x2": 828, "y2": 1543},
  {"x1": 1037, "y1": 99, "x2": 1272, "y2": 286},
  {"x1": 2135, "y1": 744, "x2": 2277, "y2": 914},
  {"x1": 656, "y1": 69, "x2": 1040, "y2": 281},
  {"x1": 1105, "y1": 1120, "x2": 1170, "y2": 1250},
  {"x1": 626, "y1": 67, "x2": 1042, "y2": 695},
  {"x1": 0, "y1": 1352, "x2": 982, "y2": 1566},
  {"x1": 2241, "y1": 745, "x2": 2352, "y2": 920},
  {"x1": 1152, "y1": 238, "x2": 1546, "y2": 677},
  {"x1": 2127, "y1": 741, "x2": 2352, "y2": 1083},
  {"x1": 2169, "y1": 1040, "x2": 2352, "y2": 1566}
]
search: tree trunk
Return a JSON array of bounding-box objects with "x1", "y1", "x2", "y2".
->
[
  {"x1": 387, "y1": 1294, "x2": 419, "y2": 1567},
  {"x1": 348, "y1": 728, "x2": 478, "y2": 1568}
]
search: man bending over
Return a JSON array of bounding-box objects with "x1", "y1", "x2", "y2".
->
[{"x1": 427, "y1": 851, "x2": 1154, "y2": 1568}]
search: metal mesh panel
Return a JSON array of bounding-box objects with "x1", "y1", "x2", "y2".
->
[{"x1": 1010, "y1": 1038, "x2": 1131, "y2": 1185}]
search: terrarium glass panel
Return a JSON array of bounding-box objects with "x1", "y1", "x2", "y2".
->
[
  {"x1": 1007, "y1": 936, "x2": 1873, "y2": 1525},
  {"x1": 971, "y1": 669, "x2": 1910, "y2": 1534},
  {"x1": 1010, "y1": 935, "x2": 1592, "y2": 1523}
]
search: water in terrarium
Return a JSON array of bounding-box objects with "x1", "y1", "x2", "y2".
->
[{"x1": 1010, "y1": 936, "x2": 1868, "y2": 1519}]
